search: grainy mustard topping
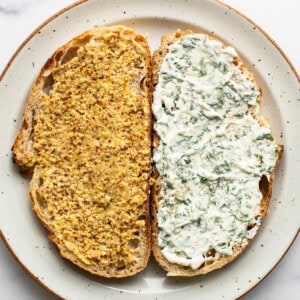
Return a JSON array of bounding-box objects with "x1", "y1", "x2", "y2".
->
[{"x1": 33, "y1": 32, "x2": 151, "y2": 267}]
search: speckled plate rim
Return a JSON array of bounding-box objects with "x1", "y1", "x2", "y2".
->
[{"x1": 0, "y1": 0, "x2": 299, "y2": 299}]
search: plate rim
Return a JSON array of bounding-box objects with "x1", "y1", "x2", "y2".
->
[{"x1": 0, "y1": 0, "x2": 299, "y2": 299}]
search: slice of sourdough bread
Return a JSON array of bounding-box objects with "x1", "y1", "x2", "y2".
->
[
  {"x1": 151, "y1": 30, "x2": 283, "y2": 276},
  {"x1": 12, "y1": 25, "x2": 152, "y2": 278}
]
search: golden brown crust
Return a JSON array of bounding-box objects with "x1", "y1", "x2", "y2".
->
[
  {"x1": 151, "y1": 30, "x2": 283, "y2": 276},
  {"x1": 12, "y1": 25, "x2": 152, "y2": 278}
]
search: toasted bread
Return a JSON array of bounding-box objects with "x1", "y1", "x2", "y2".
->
[
  {"x1": 151, "y1": 30, "x2": 283, "y2": 276},
  {"x1": 12, "y1": 25, "x2": 152, "y2": 278}
]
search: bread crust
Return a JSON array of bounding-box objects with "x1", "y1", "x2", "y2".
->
[
  {"x1": 12, "y1": 25, "x2": 152, "y2": 278},
  {"x1": 151, "y1": 30, "x2": 283, "y2": 276}
]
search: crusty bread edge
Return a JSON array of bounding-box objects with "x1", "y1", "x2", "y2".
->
[{"x1": 151, "y1": 30, "x2": 283, "y2": 276}]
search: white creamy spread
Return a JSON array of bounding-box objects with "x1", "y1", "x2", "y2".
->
[{"x1": 152, "y1": 34, "x2": 279, "y2": 270}]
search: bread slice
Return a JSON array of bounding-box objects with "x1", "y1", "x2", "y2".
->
[
  {"x1": 12, "y1": 25, "x2": 152, "y2": 278},
  {"x1": 151, "y1": 30, "x2": 283, "y2": 276}
]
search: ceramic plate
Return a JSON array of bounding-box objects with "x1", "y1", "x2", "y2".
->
[{"x1": 0, "y1": 0, "x2": 299, "y2": 299}]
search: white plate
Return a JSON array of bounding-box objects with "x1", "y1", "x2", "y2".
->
[{"x1": 0, "y1": 0, "x2": 299, "y2": 299}]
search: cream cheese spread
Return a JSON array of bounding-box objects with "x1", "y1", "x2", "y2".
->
[{"x1": 152, "y1": 34, "x2": 279, "y2": 270}]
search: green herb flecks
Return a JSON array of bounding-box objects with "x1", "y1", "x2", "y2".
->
[
  {"x1": 256, "y1": 133, "x2": 274, "y2": 141},
  {"x1": 214, "y1": 160, "x2": 232, "y2": 174},
  {"x1": 183, "y1": 43, "x2": 195, "y2": 50}
]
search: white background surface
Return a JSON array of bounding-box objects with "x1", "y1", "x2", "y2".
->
[{"x1": 0, "y1": 0, "x2": 299, "y2": 299}]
